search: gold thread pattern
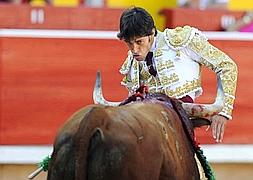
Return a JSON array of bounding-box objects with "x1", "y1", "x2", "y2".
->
[
  {"x1": 189, "y1": 33, "x2": 238, "y2": 118},
  {"x1": 154, "y1": 49, "x2": 163, "y2": 57},
  {"x1": 161, "y1": 73, "x2": 180, "y2": 86},
  {"x1": 119, "y1": 57, "x2": 130, "y2": 74},
  {"x1": 165, "y1": 79, "x2": 201, "y2": 97},
  {"x1": 165, "y1": 26, "x2": 193, "y2": 48},
  {"x1": 157, "y1": 60, "x2": 174, "y2": 72}
]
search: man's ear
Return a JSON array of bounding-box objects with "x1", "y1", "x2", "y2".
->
[
  {"x1": 148, "y1": 29, "x2": 155, "y2": 42},
  {"x1": 152, "y1": 28, "x2": 157, "y2": 36},
  {"x1": 148, "y1": 36, "x2": 151, "y2": 42},
  {"x1": 152, "y1": 28, "x2": 156, "y2": 35}
]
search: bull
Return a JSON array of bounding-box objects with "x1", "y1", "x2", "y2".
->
[{"x1": 47, "y1": 72, "x2": 223, "y2": 180}]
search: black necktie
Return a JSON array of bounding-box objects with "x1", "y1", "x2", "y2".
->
[{"x1": 145, "y1": 52, "x2": 157, "y2": 76}]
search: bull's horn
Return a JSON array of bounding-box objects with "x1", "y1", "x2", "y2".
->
[
  {"x1": 93, "y1": 71, "x2": 121, "y2": 106},
  {"x1": 182, "y1": 75, "x2": 224, "y2": 118}
]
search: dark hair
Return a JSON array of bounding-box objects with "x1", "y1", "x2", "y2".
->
[{"x1": 117, "y1": 7, "x2": 157, "y2": 42}]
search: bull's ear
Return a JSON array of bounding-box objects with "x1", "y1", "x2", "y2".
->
[{"x1": 190, "y1": 117, "x2": 211, "y2": 128}]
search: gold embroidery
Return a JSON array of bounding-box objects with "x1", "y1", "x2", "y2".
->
[
  {"x1": 198, "y1": 57, "x2": 215, "y2": 70},
  {"x1": 156, "y1": 34, "x2": 166, "y2": 49},
  {"x1": 189, "y1": 33, "x2": 207, "y2": 52},
  {"x1": 121, "y1": 76, "x2": 128, "y2": 85},
  {"x1": 165, "y1": 79, "x2": 201, "y2": 97},
  {"x1": 133, "y1": 61, "x2": 138, "y2": 69},
  {"x1": 223, "y1": 80, "x2": 236, "y2": 95},
  {"x1": 139, "y1": 74, "x2": 162, "y2": 91},
  {"x1": 157, "y1": 60, "x2": 174, "y2": 72},
  {"x1": 119, "y1": 57, "x2": 130, "y2": 74},
  {"x1": 121, "y1": 73, "x2": 134, "y2": 93},
  {"x1": 140, "y1": 65, "x2": 151, "y2": 80},
  {"x1": 161, "y1": 73, "x2": 179, "y2": 86},
  {"x1": 165, "y1": 26, "x2": 193, "y2": 48},
  {"x1": 121, "y1": 62, "x2": 127, "y2": 72},
  {"x1": 189, "y1": 33, "x2": 238, "y2": 118},
  {"x1": 119, "y1": 51, "x2": 133, "y2": 75},
  {"x1": 148, "y1": 78, "x2": 161, "y2": 88},
  {"x1": 175, "y1": 26, "x2": 183, "y2": 32},
  {"x1": 176, "y1": 50, "x2": 181, "y2": 57},
  {"x1": 220, "y1": 106, "x2": 233, "y2": 117},
  {"x1": 224, "y1": 96, "x2": 234, "y2": 108},
  {"x1": 154, "y1": 49, "x2": 163, "y2": 57},
  {"x1": 120, "y1": 57, "x2": 141, "y2": 93},
  {"x1": 132, "y1": 77, "x2": 138, "y2": 84}
]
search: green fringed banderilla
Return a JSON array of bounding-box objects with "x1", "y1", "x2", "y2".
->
[
  {"x1": 28, "y1": 155, "x2": 51, "y2": 179},
  {"x1": 39, "y1": 155, "x2": 51, "y2": 171},
  {"x1": 196, "y1": 147, "x2": 216, "y2": 180}
]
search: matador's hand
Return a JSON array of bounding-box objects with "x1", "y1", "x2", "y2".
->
[{"x1": 210, "y1": 115, "x2": 228, "y2": 143}]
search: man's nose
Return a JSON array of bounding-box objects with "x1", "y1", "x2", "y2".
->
[{"x1": 131, "y1": 43, "x2": 139, "y2": 54}]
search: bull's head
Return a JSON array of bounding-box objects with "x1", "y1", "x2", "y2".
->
[{"x1": 93, "y1": 71, "x2": 224, "y2": 118}]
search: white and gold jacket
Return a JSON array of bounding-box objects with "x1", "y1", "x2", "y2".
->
[{"x1": 119, "y1": 26, "x2": 238, "y2": 119}]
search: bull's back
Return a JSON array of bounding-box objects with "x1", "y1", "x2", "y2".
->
[
  {"x1": 83, "y1": 103, "x2": 198, "y2": 180},
  {"x1": 124, "y1": 102, "x2": 199, "y2": 179}
]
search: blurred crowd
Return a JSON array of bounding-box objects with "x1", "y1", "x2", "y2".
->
[
  {"x1": 178, "y1": 0, "x2": 228, "y2": 9},
  {"x1": 0, "y1": 0, "x2": 252, "y2": 32},
  {"x1": 0, "y1": 0, "x2": 105, "y2": 7},
  {"x1": 178, "y1": 0, "x2": 253, "y2": 32},
  {"x1": 0, "y1": 0, "x2": 229, "y2": 8}
]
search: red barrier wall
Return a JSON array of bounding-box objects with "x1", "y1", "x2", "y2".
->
[
  {"x1": 0, "y1": 35, "x2": 252, "y2": 145},
  {"x1": 0, "y1": 37, "x2": 128, "y2": 144}
]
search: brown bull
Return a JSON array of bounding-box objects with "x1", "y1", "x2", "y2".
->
[
  {"x1": 47, "y1": 72, "x2": 223, "y2": 180},
  {"x1": 48, "y1": 101, "x2": 200, "y2": 180}
]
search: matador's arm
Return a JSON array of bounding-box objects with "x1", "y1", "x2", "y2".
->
[{"x1": 189, "y1": 32, "x2": 238, "y2": 119}]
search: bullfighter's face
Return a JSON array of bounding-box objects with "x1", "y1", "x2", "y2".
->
[{"x1": 125, "y1": 33, "x2": 155, "y2": 61}]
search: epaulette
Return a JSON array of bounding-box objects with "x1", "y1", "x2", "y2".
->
[{"x1": 164, "y1": 25, "x2": 196, "y2": 49}]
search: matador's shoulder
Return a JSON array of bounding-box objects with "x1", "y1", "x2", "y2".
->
[{"x1": 163, "y1": 25, "x2": 204, "y2": 49}]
